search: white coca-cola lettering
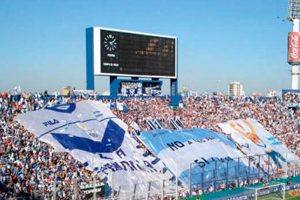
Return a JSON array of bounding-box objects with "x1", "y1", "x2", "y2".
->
[{"x1": 291, "y1": 33, "x2": 299, "y2": 59}]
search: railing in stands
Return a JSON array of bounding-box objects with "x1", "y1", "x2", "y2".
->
[
  {"x1": 154, "y1": 119, "x2": 163, "y2": 129},
  {"x1": 170, "y1": 119, "x2": 180, "y2": 130},
  {"x1": 146, "y1": 119, "x2": 157, "y2": 130},
  {"x1": 176, "y1": 118, "x2": 184, "y2": 128}
]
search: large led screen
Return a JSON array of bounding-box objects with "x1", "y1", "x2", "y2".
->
[{"x1": 93, "y1": 28, "x2": 177, "y2": 78}]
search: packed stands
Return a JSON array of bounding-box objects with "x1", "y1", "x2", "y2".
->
[
  {"x1": 0, "y1": 91, "x2": 299, "y2": 199},
  {"x1": 116, "y1": 94, "x2": 299, "y2": 156}
]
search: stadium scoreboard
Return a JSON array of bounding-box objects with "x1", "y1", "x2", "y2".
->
[{"x1": 91, "y1": 27, "x2": 177, "y2": 78}]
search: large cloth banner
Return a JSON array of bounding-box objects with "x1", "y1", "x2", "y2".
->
[
  {"x1": 140, "y1": 129, "x2": 252, "y2": 188},
  {"x1": 15, "y1": 100, "x2": 168, "y2": 194},
  {"x1": 218, "y1": 118, "x2": 298, "y2": 172}
]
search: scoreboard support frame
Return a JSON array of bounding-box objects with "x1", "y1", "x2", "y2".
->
[{"x1": 86, "y1": 27, "x2": 95, "y2": 91}]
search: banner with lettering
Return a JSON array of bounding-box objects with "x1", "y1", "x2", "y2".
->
[
  {"x1": 139, "y1": 129, "x2": 253, "y2": 188},
  {"x1": 218, "y1": 118, "x2": 298, "y2": 172},
  {"x1": 15, "y1": 100, "x2": 169, "y2": 196}
]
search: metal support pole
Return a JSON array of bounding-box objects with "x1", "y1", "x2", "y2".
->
[
  {"x1": 53, "y1": 180, "x2": 57, "y2": 200},
  {"x1": 257, "y1": 155, "x2": 261, "y2": 181},
  {"x1": 176, "y1": 174, "x2": 178, "y2": 200},
  {"x1": 214, "y1": 160, "x2": 217, "y2": 191},
  {"x1": 226, "y1": 160, "x2": 229, "y2": 189},
  {"x1": 237, "y1": 158, "x2": 240, "y2": 188},
  {"x1": 248, "y1": 156, "x2": 251, "y2": 183},
  {"x1": 267, "y1": 155, "x2": 271, "y2": 181},
  {"x1": 201, "y1": 168, "x2": 204, "y2": 192},
  {"x1": 146, "y1": 181, "x2": 151, "y2": 200},
  {"x1": 118, "y1": 185, "x2": 121, "y2": 199},
  {"x1": 93, "y1": 173, "x2": 96, "y2": 200},
  {"x1": 175, "y1": 164, "x2": 179, "y2": 200},
  {"x1": 161, "y1": 179, "x2": 165, "y2": 200},
  {"x1": 74, "y1": 178, "x2": 78, "y2": 200},
  {"x1": 255, "y1": 188, "x2": 258, "y2": 200},
  {"x1": 132, "y1": 183, "x2": 137, "y2": 200},
  {"x1": 189, "y1": 163, "x2": 192, "y2": 197}
]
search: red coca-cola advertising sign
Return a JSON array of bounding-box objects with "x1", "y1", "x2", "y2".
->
[{"x1": 288, "y1": 32, "x2": 300, "y2": 65}]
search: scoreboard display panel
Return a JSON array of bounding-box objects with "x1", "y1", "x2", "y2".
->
[{"x1": 92, "y1": 28, "x2": 177, "y2": 78}]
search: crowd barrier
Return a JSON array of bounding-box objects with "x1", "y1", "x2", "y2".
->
[{"x1": 33, "y1": 152, "x2": 300, "y2": 200}]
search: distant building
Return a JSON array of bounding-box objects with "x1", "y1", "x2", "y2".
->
[
  {"x1": 228, "y1": 82, "x2": 244, "y2": 97},
  {"x1": 53, "y1": 86, "x2": 74, "y2": 96},
  {"x1": 267, "y1": 89, "x2": 278, "y2": 97},
  {"x1": 251, "y1": 92, "x2": 263, "y2": 97},
  {"x1": 180, "y1": 87, "x2": 198, "y2": 97}
]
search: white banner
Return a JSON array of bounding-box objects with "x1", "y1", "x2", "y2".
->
[
  {"x1": 139, "y1": 128, "x2": 252, "y2": 188},
  {"x1": 15, "y1": 100, "x2": 168, "y2": 195},
  {"x1": 218, "y1": 118, "x2": 298, "y2": 171}
]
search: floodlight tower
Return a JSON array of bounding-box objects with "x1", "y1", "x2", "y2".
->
[{"x1": 288, "y1": 0, "x2": 300, "y2": 89}]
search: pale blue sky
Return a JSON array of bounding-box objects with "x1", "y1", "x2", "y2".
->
[{"x1": 0, "y1": 0, "x2": 292, "y2": 94}]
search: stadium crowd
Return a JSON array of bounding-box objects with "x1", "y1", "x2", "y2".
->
[
  {"x1": 283, "y1": 92, "x2": 300, "y2": 104},
  {"x1": 0, "y1": 91, "x2": 299, "y2": 199},
  {"x1": 115, "y1": 93, "x2": 300, "y2": 155},
  {"x1": 0, "y1": 93, "x2": 100, "y2": 199}
]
